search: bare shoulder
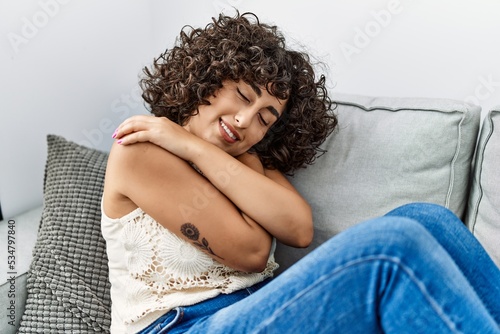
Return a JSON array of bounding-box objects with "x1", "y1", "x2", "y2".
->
[{"x1": 102, "y1": 141, "x2": 193, "y2": 218}]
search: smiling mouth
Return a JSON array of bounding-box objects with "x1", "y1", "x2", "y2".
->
[{"x1": 219, "y1": 119, "x2": 239, "y2": 141}]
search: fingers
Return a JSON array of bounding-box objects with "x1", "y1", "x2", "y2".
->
[
  {"x1": 112, "y1": 115, "x2": 158, "y2": 144},
  {"x1": 113, "y1": 115, "x2": 152, "y2": 136},
  {"x1": 114, "y1": 131, "x2": 148, "y2": 146},
  {"x1": 111, "y1": 115, "x2": 195, "y2": 160}
]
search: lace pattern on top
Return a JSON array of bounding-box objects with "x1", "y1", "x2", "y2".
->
[{"x1": 114, "y1": 208, "x2": 278, "y2": 325}]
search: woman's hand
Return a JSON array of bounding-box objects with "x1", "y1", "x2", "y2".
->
[{"x1": 113, "y1": 115, "x2": 203, "y2": 161}]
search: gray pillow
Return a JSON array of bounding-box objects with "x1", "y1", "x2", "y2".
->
[
  {"x1": 18, "y1": 135, "x2": 111, "y2": 333},
  {"x1": 275, "y1": 94, "x2": 481, "y2": 272},
  {"x1": 465, "y1": 108, "x2": 500, "y2": 267}
]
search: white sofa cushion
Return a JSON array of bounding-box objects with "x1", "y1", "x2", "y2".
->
[
  {"x1": 466, "y1": 108, "x2": 500, "y2": 267},
  {"x1": 275, "y1": 94, "x2": 481, "y2": 272}
]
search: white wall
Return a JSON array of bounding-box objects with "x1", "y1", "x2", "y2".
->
[
  {"x1": 1, "y1": 0, "x2": 499, "y2": 218},
  {"x1": 150, "y1": 0, "x2": 500, "y2": 111},
  {"x1": 0, "y1": 0, "x2": 154, "y2": 218}
]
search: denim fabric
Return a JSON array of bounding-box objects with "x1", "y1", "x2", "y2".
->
[
  {"x1": 139, "y1": 203, "x2": 500, "y2": 333},
  {"x1": 137, "y1": 280, "x2": 271, "y2": 333}
]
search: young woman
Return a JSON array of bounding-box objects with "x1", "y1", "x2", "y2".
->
[{"x1": 102, "y1": 12, "x2": 500, "y2": 333}]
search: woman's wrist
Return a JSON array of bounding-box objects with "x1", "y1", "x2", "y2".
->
[{"x1": 185, "y1": 134, "x2": 216, "y2": 163}]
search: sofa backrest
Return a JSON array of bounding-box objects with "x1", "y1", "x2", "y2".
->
[
  {"x1": 276, "y1": 94, "x2": 482, "y2": 272},
  {"x1": 465, "y1": 108, "x2": 500, "y2": 267}
]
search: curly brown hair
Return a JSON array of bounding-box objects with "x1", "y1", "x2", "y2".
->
[{"x1": 140, "y1": 12, "x2": 337, "y2": 174}]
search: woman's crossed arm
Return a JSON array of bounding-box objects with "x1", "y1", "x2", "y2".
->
[{"x1": 103, "y1": 115, "x2": 313, "y2": 272}]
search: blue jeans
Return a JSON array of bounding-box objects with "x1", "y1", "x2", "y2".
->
[{"x1": 139, "y1": 203, "x2": 500, "y2": 333}]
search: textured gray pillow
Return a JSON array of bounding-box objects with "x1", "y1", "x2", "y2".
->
[
  {"x1": 275, "y1": 94, "x2": 481, "y2": 272},
  {"x1": 465, "y1": 108, "x2": 500, "y2": 267},
  {"x1": 18, "y1": 135, "x2": 111, "y2": 333}
]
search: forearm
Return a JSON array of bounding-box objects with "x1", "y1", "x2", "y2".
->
[{"x1": 190, "y1": 141, "x2": 313, "y2": 247}]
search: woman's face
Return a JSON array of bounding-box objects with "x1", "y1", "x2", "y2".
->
[{"x1": 183, "y1": 80, "x2": 287, "y2": 156}]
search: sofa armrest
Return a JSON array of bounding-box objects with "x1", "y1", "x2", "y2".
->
[{"x1": 0, "y1": 205, "x2": 43, "y2": 333}]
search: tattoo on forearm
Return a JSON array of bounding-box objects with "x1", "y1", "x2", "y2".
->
[{"x1": 180, "y1": 223, "x2": 223, "y2": 259}]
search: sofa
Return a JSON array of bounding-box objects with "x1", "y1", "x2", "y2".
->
[{"x1": 1, "y1": 93, "x2": 499, "y2": 333}]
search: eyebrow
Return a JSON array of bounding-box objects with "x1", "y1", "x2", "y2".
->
[
  {"x1": 249, "y1": 83, "x2": 281, "y2": 120},
  {"x1": 267, "y1": 106, "x2": 280, "y2": 120},
  {"x1": 249, "y1": 83, "x2": 262, "y2": 97}
]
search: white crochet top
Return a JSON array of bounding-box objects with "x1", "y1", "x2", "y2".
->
[{"x1": 101, "y1": 203, "x2": 278, "y2": 334}]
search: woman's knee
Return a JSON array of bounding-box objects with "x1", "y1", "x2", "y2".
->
[
  {"x1": 386, "y1": 202, "x2": 457, "y2": 220},
  {"x1": 321, "y1": 216, "x2": 436, "y2": 261},
  {"x1": 385, "y1": 202, "x2": 464, "y2": 232},
  {"x1": 282, "y1": 216, "x2": 436, "y2": 286},
  {"x1": 381, "y1": 202, "x2": 477, "y2": 257}
]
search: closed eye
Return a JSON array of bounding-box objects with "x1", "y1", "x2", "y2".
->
[
  {"x1": 258, "y1": 113, "x2": 269, "y2": 126},
  {"x1": 237, "y1": 88, "x2": 250, "y2": 103}
]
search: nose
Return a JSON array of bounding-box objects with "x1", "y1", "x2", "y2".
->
[{"x1": 234, "y1": 107, "x2": 254, "y2": 128}]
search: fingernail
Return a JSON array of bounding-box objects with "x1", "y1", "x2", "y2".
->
[
  {"x1": 112, "y1": 130, "x2": 117, "y2": 138},
  {"x1": 117, "y1": 139, "x2": 123, "y2": 144}
]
